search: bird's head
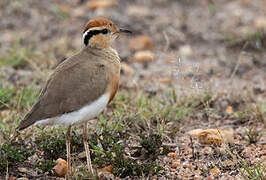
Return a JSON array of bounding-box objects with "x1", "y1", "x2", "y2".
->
[{"x1": 83, "y1": 17, "x2": 131, "y2": 49}]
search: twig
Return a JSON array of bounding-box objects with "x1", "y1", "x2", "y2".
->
[
  {"x1": 5, "y1": 162, "x2": 8, "y2": 180},
  {"x1": 230, "y1": 41, "x2": 248, "y2": 80},
  {"x1": 16, "y1": 86, "x2": 24, "y2": 112},
  {"x1": 163, "y1": 31, "x2": 170, "y2": 52},
  {"x1": 0, "y1": 99, "x2": 12, "y2": 109},
  {"x1": 190, "y1": 136, "x2": 196, "y2": 160},
  {"x1": 128, "y1": 143, "x2": 183, "y2": 149}
]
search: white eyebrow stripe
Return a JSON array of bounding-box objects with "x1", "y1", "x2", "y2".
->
[
  {"x1": 82, "y1": 27, "x2": 103, "y2": 40},
  {"x1": 82, "y1": 30, "x2": 90, "y2": 40}
]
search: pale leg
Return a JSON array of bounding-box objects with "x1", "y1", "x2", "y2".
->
[
  {"x1": 66, "y1": 125, "x2": 72, "y2": 179},
  {"x1": 83, "y1": 122, "x2": 94, "y2": 175}
]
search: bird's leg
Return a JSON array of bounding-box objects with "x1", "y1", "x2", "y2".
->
[
  {"x1": 83, "y1": 122, "x2": 94, "y2": 175},
  {"x1": 66, "y1": 125, "x2": 72, "y2": 179}
]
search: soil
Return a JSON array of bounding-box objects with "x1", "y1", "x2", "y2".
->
[{"x1": 0, "y1": 0, "x2": 265, "y2": 179}]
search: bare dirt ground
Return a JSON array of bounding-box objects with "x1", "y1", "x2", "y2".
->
[{"x1": 0, "y1": 0, "x2": 265, "y2": 179}]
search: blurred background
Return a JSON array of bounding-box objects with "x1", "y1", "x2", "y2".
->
[{"x1": 0, "y1": 0, "x2": 265, "y2": 179}]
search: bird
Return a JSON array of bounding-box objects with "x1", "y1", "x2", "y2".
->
[{"x1": 17, "y1": 17, "x2": 131, "y2": 179}]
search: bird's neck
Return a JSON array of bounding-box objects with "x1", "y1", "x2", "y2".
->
[{"x1": 83, "y1": 46, "x2": 120, "y2": 64}]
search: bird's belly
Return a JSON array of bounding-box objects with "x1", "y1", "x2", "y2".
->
[{"x1": 35, "y1": 93, "x2": 110, "y2": 126}]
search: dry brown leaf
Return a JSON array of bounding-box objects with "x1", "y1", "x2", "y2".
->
[
  {"x1": 171, "y1": 161, "x2": 181, "y2": 168},
  {"x1": 159, "y1": 77, "x2": 171, "y2": 84},
  {"x1": 8, "y1": 177, "x2": 17, "y2": 180},
  {"x1": 197, "y1": 129, "x2": 234, "y2": 146},
  {"x1": 188, "y1": 128, "x2": 234, "y2": 146},
  {"x1": 210, "y1": 167, "x2": 221, "y2": 176},
  {"x1": 187, "y1": 129, "x2": 203, "y2": 137},
  {"x1": 99, "y1": 165, "x2": 113, "y2": 174},
  {"x1": 53, "y1": 158, "x2": 67, "y2": 177},
  {"x1": 205, "y1": 134, "x2": 223, "y2": 145},
  {"x1": 224, "y1": 160, "x2": 234, "y2": 167},
  {"x1": 131, "y1": 51, "x2": 154, "y2": 63},
  {"x1": 129, "y1": 36, "x2": 153, "y2": 50},
  {"x1": 98, "y1": 165, "x2": 115, "y2": 179},
  {"x1": 18, "y1": 167, "x2": 28, "y2": 173},
  {"x1": 121, "y1": 62, "x2": 135, "y2": 74},
  {"x1": 202, "y1": 146, "x2": 213, "y2": 155},
  {"x1": 225, "y1": 106, "x2": 233, "y2": 114},
  {"x1": 168, "y1": 167, "x2": 176, "y2": 172},
  {"x1": 183, "y1": 146, "x2": 192, "y2": 154},
  {"x1": 198, "y1": 130, "x2": 221, "y2": 146},
  {"x1": 205, "y1": 177, "x2": 214, "y2": 180},
  {"x1": 87, "y1": 0, "x2": 117, "y2": 10},
  {"x1": 0, "y1": 109, "x2": 13, "y2": 118},
  {"x1": 167, "y1": 152, "x2": 177, "y2": 159}
]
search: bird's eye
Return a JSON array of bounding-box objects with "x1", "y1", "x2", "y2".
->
[{"x1": 102, "y1": 29, "x2": 108, "y2": 34}]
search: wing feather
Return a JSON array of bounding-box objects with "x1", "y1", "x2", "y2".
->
[{"x1": 18, "y1": 53, "x2": 108, "y2": 130}]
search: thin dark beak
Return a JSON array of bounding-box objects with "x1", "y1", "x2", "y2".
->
[{"x1": 119, "y1": 28, "x2": 132, "y2": 34}]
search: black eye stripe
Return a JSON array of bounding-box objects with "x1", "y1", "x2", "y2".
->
[
  {"x1": 102, "y1": 29, "x2": 108, "y2": 34},
  {"x1": 83, "y1": 29, "x2": 109, "y2": 46}
]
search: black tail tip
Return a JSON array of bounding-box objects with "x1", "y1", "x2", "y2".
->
[{"x1": 16, "y1": 125, "x2": 25, "y2": 131}]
